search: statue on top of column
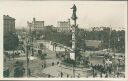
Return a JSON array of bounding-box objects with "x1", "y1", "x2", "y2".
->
[{"x1": 71, "y1": 4, "x2": 77, "y2": 21}]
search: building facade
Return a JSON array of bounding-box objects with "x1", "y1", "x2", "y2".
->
[
  {"x1": 3, "y1": 15, "x2": 15, "y2": 35},
  {"x1": 57, "y1": 19, "x2": 70, "y2": 28},
  {"x1": 54, "y1": 19, "x2": 71, "y2": 32},
  {"x1": 27, "y1": 18, "x2": 45, "y2": 32}
]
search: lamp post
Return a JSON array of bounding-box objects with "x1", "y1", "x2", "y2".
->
[
  {"x1": 113, "y1": 36, "x2": 116, "y2": 77},
  {"x1": 109, "y1": 28, "x2": 112, "y2": 51},
  {"x1": 26, "y1": 45, "x2": 29, "y2": 77},
  {"x1": 25, "y1": 35, "x2": 30, "y2": 77}
]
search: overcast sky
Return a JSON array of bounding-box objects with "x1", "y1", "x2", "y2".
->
[{"x1": 0, "y1": 1, "x2": 127, "y2": 30}]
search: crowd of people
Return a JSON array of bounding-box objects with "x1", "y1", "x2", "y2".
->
[{"x1": 91, "y1": 63, "x2": 112, "y2": 77}]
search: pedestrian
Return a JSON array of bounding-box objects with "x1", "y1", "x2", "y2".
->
[
  {"x1": 28, "y1": 68, "x2": 31, "y2": 76},
  {"x1": 108, "y1": 67, "x2": 111, "y2": 74},
  {"x1": 117, "y1": 72, "x2": 120, "y2": 77},
  {"x1": 100, "y1": 71, "x2": 102, "y2": 78},
  {"x1": 67, "y1": 74, "x2": 69, "y2": 78},
  {"x1": 52, "y1": 62, "x2": 54, "y2": 66},
  {"x1": 105, "y1": 72, "x2": 108, "y2": 78},
  {"x1": 42, "y1": 65, "x2": 44, "y2": 68},
  {"x1": 48, "y1": 74, "x2": 50, "y2": 78},
  {"x1": 8, "y1": 54, "x2": 11, "y2": 60},
  {"x1": 95, "y1": 72, "x2": 97, "y2": 77},
  {"x1": 78, "y1": 74, "x2": 80, "y2": 78},
  {"x1": 22, "y1": 67, "x2": 25, "y2": 74},
  {"x1": 61, "y1": 72, "x2": 63, "y2": 78},
  {"x1": 12, "y1": 53, "x2": 14, "y2": 60},
  {"x1": 92, "y1": 66, "x2": 95, "y2": 77},
  {"x1": 57, "y1": 61, "x2": 59, "y2": 65}
]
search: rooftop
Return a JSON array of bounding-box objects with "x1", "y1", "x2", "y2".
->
[{"x1": 3, "y1": 15, "x2": 15, "y2": 20}]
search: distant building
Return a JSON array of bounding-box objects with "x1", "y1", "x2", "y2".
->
[
  {"x1": 85, "y1": 40, "x2": 102, "y2": 50},
  {"x1": 91, "y1": 27, "x2": 103, "y2": 31},
  {"x1": 27, "y1": 18, "x2": 45, "y2": 32},
  {"x1": 54, "y1": 19, "x2": 71, "y2": 32},
  {"x1": 3, "y1": 15, "x2": 15, "y2": 35},
  {"x1": 91, "y1": 27, "x2": 111, "y2": 31},
  {"x1": 57, "y1": 19, "x2": 70, "y2": 28}
]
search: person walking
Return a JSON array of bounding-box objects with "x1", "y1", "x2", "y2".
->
[
  {"x1": 48, "y1": 74, "x2": 51, "y2": 78},
  {"x1": 57, "y1": 61, "x2": 59, "y2": 65},
  {"x1": 42, "y1": 64, "x2": 44, "y2": 68},
  {"x1": 60, "y1": 72, "x2": 63, "y2": 78},
  {"x1": 67, "y1": 74, "x2": 69, "y2": 78},
  {"x1": 28, "y1": 68, "x2": 31, "y2": 77},
  {"x1": 52, "y1": 62, "x2": 54, "y2": 66}
]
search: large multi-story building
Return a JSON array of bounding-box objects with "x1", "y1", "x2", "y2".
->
[
  {"x1": 27, "y1": 18, "x2": 45, "y2": 32},
  {"x1": 54, "y1": 19, "x2": 71, "y2": 32},
  {"x1": 57, "y1": 19, "x2": 70, "y2": 28},
  {"x1": 3, "y1": 15, "x2": 15, "y2": 35}
]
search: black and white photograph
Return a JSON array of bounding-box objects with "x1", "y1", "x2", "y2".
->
[{"x1": 0, "y1": 0, "x2": 127, "y2": 79}]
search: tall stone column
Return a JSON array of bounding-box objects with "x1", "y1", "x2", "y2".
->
[
  {"x1": 70, "y1": 4, "x2": 77, "y2": 60},
  {"x1": 70, "y1": 4, "x2": 77, "y2": 78}
]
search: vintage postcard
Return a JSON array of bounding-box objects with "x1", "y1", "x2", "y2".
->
[{"x1": 0, "y1": 0, "x2": 127, "y2": 80}]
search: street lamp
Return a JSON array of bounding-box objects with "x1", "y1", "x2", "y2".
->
[
  {"x1": 25, "y1": 35, "x2": 31, "y2": 77},
  {"x1": 113, "y1": 36, "x2": 117, "y2": 77}
]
